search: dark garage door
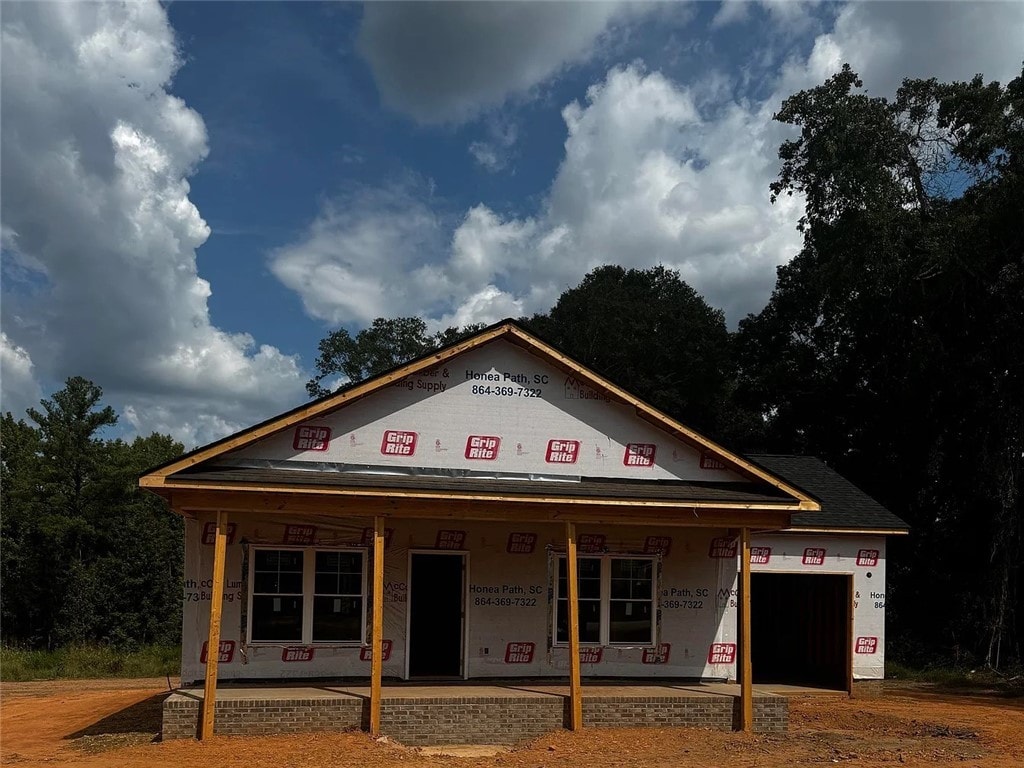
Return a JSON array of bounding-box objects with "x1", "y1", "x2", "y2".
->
[{"x1": 751, "y1": 572, "x2": 850, "y2": 689}]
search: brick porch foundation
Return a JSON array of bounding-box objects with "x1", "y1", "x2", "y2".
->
[{"x1": 162, "y1": 683, "x2": 788, "y2": 744}]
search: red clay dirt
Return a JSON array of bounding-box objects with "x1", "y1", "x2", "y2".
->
[{"x1": 1, "y1": 678, "x2": 1021, "y2": 768}]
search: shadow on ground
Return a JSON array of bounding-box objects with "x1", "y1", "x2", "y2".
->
[{"x1": 64, "y1": 692, "x2": 170, "y2": 741}]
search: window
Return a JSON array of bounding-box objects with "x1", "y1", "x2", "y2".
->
[
  {"x1": 554, "y1": 556, "x2": 656, "y2": 646},
  {"x1": 248, "y1": 547, "x2": 366, "y2": 644}
]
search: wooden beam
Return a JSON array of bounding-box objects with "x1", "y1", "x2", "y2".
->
[
  {"x1": 200, "y1": 511, "x2": 228, "y2": 740},
  {"x1": 163, "y1": 487, "x2": 796, "y2": 531},
  {"x1": 846, "y1": 575, "x2": 855, "y2": 696},
  {"x1": 565, "y1": 521, "x2": 583, "y2": 731},
  {"x1": 369, "y1": 515, "x2": 385, "y2": 737},
  {"x1": 738, "y1": 527, "x2": 753, "y2": 732}
]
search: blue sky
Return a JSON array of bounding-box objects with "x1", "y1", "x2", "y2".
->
[{"x1": 3, "y1": 1, "x2": 1023, "y2": 446}]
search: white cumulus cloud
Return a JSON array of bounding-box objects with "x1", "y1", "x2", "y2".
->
[{"x1": 0, "y1": 2, "x2": 305, "y2": 446}]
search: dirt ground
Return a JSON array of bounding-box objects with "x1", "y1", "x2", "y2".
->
[{"x1": 2, "y1": 678, "x2": 1022, "y2": 768}]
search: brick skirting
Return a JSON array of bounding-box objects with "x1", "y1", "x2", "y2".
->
[{"x1": 162, "y1": 690, "x2": 787, "y2": 744}]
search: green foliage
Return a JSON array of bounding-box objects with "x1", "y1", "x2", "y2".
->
[
  {"x1": 306, "y1": 317, "x2": 485, "y2": 397},
  {"x1": 525, "y1": 265, "x2": 734, "y2": 436},
  {"x1": 0, "y1": 644, "x2": 180, "y2": 681},
  {"x1": 1, "y1": 378, "x2": 184, "y2": 650},
  {"x1": 738, "y1": 64, "x2": 1023, "y2": 668}
]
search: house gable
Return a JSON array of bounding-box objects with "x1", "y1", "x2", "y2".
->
[{"x1": 142, "y1": 321, "x2": 818, "y2": 508}]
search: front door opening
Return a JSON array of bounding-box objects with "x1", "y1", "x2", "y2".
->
[
  {"x1": 408, "y1": 553, "x2": 464, "y2": 678},
  {"x1": 751, "y1": 572, "x2": 850, "y2": 689}
]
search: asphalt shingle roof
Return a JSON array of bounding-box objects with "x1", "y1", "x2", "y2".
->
[{"x1": 749, "y1": 454, "x2": 909, "y2": 533}]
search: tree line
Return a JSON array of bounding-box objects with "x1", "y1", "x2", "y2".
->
[{"x1": 3, "y1": 65, "x2": 1020, "y2": 667}]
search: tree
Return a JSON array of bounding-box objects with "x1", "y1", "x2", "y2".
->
[
  {"x1": 737, "y1": 64, "x2": 1024, "y2": 667},
  {"x1": 526, "y1": 265, "x2": 733, "y2": 435},
  {"x1": 1, "y1": 378, "x2": 185, "y2": 648},
  {"x1": 306, "y1": 317, "x2": 485, "y2": 397}
]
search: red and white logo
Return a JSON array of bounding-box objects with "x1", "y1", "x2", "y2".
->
[
  {"x1": 465, "y1": 435, "x2": 501, "y2": 460},
  {"x1": 545, "y1": 439, "x2": 580, "y2": 464},
  {"x1": 642, "y1": 643, "x2": 671, "y2": 664},
  {"x1": 623, "y1": 443, "x2": 657, "y2": 467},
  {"x1": 699, "y1": 452, "x2": 728, "y2": 470},
  {"x1": 380, "y1": 430, "x2": 418, "y2": 457},
  {"x1": 202, "y1": 522, "x2": 237, "y2": 546},
  {"x1": 802, "y1": 547, "x2": 827, "y2": 565},
  {"x1": 579, "y1": 647, "x2": 603, "y2": 664},
  {"x1": 856, "y1": 549, "x2": 879, "y2": 567},
  {"x1": 709, "y1": 536, "x2": 738, "y2": 558},
  {"x1": 436, "y1": 530, "x2": 466, "y2": 550},
  {"x1": 507, "y1": 532, "x2": 538, "y2": 554},
  {"x1": 644, "y1": 536, "x2": 672, "y2": 555},
  {"x1": 200, "y1": 640, "x2": 235, "y2": 664},
  {"x1": 360, "y1": 527, "x2": 394, "y2": 548},
  {"x1": 283, "y1": 524, "x2": 317, "y2": 545},
  {"x1": 855, "y1": 636, "x2": 879, "y2": 654},
  {"x1": 750, "y1": 546, "x2": 772, "y2": 565},
  {"x1": 505, "y1": 642, "x2": 535, "y2": 663},
  {"x1": 577, "y1": 534, "x2": 606, "y2": 553},
  {"x1": 360, "y1": 639, "x2": 393, "y2": 661},
  {"x1": 281, "y1": 647, "x2": 315, "y2": 662},
  {"x1": 293, "y1": 425, "x2": 331, "y2": 452},
  {"x1": 707, "y1": 642, "x2": 736, "y2": 665}
]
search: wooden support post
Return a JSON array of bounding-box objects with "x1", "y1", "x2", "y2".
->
[
  {"x1": 369, "y1": 515, "x2": 385, "y2": 737},
  {"x1": 565, "y1": 521, "x2": 583, "y2": 731},
  {"x1": 739, "y1": 527, "x2": 754, "y2": 732},
  {"x1": 200, "y1": 510, "x2": 228, "y2": 740}
]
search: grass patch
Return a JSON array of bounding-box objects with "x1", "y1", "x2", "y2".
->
[
  {"x1": 1, "y1": 644, "x2": 179, "y2": 681},
  {"x1": 887, "y1": 660, "x2": 1023, "y2": 692}
]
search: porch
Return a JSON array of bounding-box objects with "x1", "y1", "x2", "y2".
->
[{"x1": 162, "y1": 681, "x2": 793, "y2": 744}]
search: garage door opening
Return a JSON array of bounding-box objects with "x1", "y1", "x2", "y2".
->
[{"x1": 751, "y1": 572, "x2": 851, "y2": 690}]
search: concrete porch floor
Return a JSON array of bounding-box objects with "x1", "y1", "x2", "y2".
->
[
  {"x1": 163, "y1": 681, "x2": 808, "y2": 743},
  {"x1": 170, "y1": 680, "x2": 842, "y2": 701}
]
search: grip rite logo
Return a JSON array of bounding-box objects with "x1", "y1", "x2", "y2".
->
[
  {"x1": 577, "y1": 533, "x2": 606, "y2": 553},
  {"x1": 465, "y1": 435, "x2": 501, "y2": 460},
  {"x1": 750, "y1": 546, "x2": 772, "y2": 564},
  {"x1": 504, "y1": 642, "x2": 535, "y2": 663},
  {"x1": 281, "y1": 647, "x2": 315, "y2": 662},
  {"x1": 200, "y1": 640, "x2": 235, "y2": 664},
  {"x1": 579, "y1": 647, "x2": 603, "y2": 664},
  {"x1": 293, "y1": 425, "x2": 331, "y2": 451},
  {"x1": 708, "y1": 536, "x2": 738, "y2": 558},
  {"x1": 707, "y1": 642, "x2": 736, "y2": 665},
  {"x1": 642, "y1": 643, "x2": 671, "y2": 664},
  {"x1": 545, "y1": 439, "x2": 580, "y2": 464},
  {"x1": 643, "y1": 536, "x2": 672, "y2": 555},
  {"x1": 855, "y1": 636, "x2": 879, "y2": 654},
  {"x1": 507, "y1": 532, "x2": 538, "y2": 554},
  {"x1": 802, "y1": 547, "x2": 827, "y2": 565},
  {"x1": 856, "y1": 549, "x2": 880, "y2": 567},
  {"x1": 283, "y1": 524, "x2": 317, "y2": 545},
  {"x1": 699, "y1": 451, "x2": 728, "y2": 470},
  {"x1": 623, "y1": 443, "x2": 657, "y2": 467},
  {"x1": 436, "y1": 530, "x2": 466, "y2": 550},
  {"x1": 381, "y1": 430, "x2": 417, "y2": 457},
  {"x1": 360, "y1": 639, "x2": 393, "y2": 661},
  {"x1": 202, "y1": 521, "x2": 237, "y2": 545}
]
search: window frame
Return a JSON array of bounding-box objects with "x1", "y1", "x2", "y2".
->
[
  {"x1": 552, "y1": 554, "x2": 658, "y2": 648},
  {"x1": 246, "y1": 545, "x2": 368, "y2": 647}
]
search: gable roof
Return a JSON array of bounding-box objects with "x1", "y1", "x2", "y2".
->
[
  {"x1": 141, "y1": 320, "x2": 818, "y2": 510},
  {"x1": 750, "y1": 454, "x2": 909, "y2": 534}
]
